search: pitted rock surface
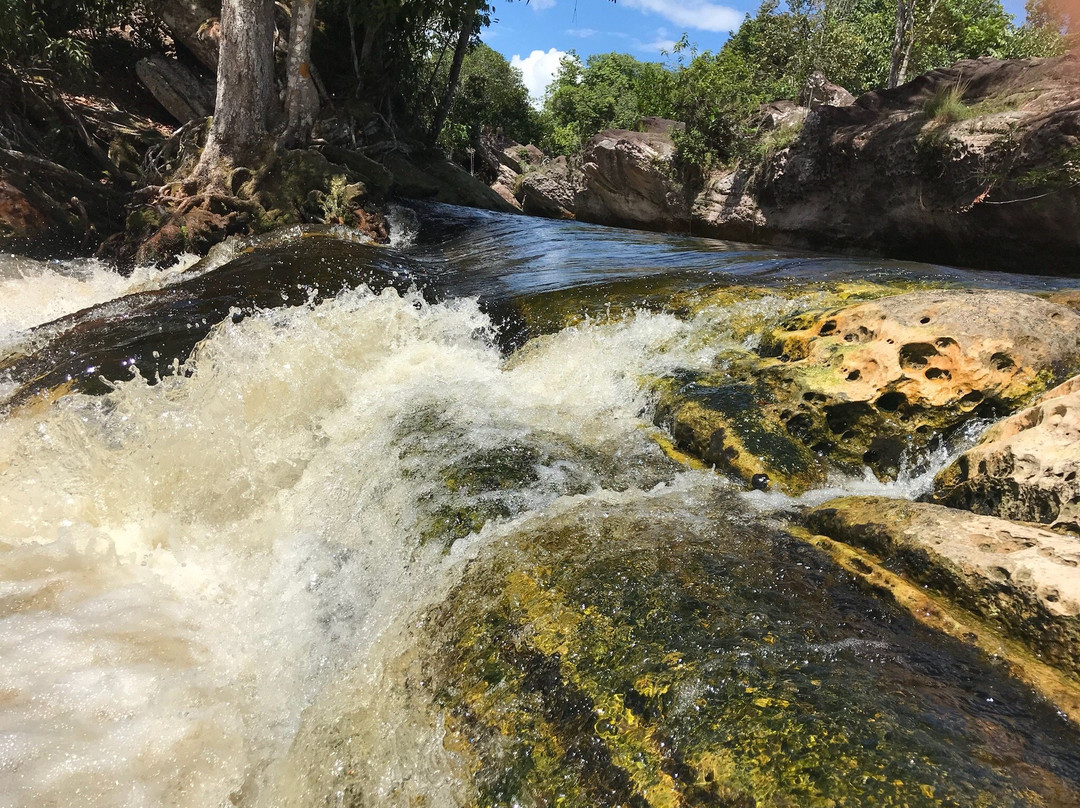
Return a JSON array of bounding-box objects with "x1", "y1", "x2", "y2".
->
[
  {"x1": 934, "y1": 374, "x2": 1080, "y2": 532},
  {"x1": 657, "y1": 289, "x2": 1080, "y2": 493}
]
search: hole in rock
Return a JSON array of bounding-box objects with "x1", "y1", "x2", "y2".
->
[
  {"x1": 875, "y1": 391, "x2": 907, "y2": 412},
  {"x1": 819, "y1": 319, "x2": 838, "y2": 336},
  {"x1": 935, "y1": 337, "x2": 958, "y2": 349},
  {"x1": 899, "y1": 342, "x2": 939, "y2": 369},
  {"x1": 960, "y1": 390, "x2": 984, "y2": 406},
  {"x1": 991, "y1": 352, "x2": 1015, "y2": 372},
  {"x1": 925, "y1": 367, "x2": 950, "y2": 380},
  {"x1": 846, "y1": 370, "x2": 861, "y2": 381},
  {"x1": 920, "y1": 316, "x2": 931, "y2": 324}
]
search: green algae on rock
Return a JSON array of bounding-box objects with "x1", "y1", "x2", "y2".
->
[
  {"x1": 419, "y1": 490, "x2": 1080, "y2": 807},
  {"x1": 655, "y1": 289, "x2": 1080, "y2": 493},
  {"x1": 804, "y1": 495, "x2": 1080, "y2": 681}
]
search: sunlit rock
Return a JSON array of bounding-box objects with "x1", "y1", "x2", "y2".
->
[{"x1": 934, "y1": 374, "x2": 1080, "y2": 532}]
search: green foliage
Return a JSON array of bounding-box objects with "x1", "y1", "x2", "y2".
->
[
  {"x1": 541, "y1": 51, "x2": 676, "y2": 155},
  {"x1": 0, "y1": 0, "x2": 140, "y2": 73},
  {"x1": 438, "y1": 43, "x2": 543, "y2": 155}
]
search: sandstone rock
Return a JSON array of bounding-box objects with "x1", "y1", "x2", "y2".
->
[
  {"x1": 573, "y1": 128, "x2": 688, "y2": 230},
  {"x1": 656, "y1": 289, "x2": 1080, "y2": 492},
  {"x1": 135, "y1": 54, "x2": 215, "y2": 124},
  {"x1": 497, "y1": 141, "x2": 545, "y2": 174},
  {"x1": 804, "y1": 496, "x2": 1080, "y2": 679},
  {"x1": 798, "y1": 70, "x2": 856, "y2": 109},
  {"x1": 519, "y1": 156, "x2": 582, "y2": 219},
  {"x1": 694, "y1": 54, "x2": 1080, "y2": 274},
  {"x1": 934, "y1": 375, "x2": 1080, "y2": 532},
  {"x1": 757, "y1": 100, "x2": 809, "y2": 131},
  {"x1": 382, "y1": 150, "x2": 517, "y2": 214}
]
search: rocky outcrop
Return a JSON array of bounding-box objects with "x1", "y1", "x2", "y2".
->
[
  {"x1": 381, "y1": 149, "x2": 517, "y2": 214},
  {"x1": 695, "y1": 54, "x2": 1080, "y2": 273},
  {"x1": 574, "y1": 129, "x2": 688, "y2": 230},
  {"x1": 804, "y1": 496, "x2": 1080, "y2": 679},
  {"x1": 933, "y1": 374, "x2": 1080, "y2": 532},
  {"x1": 519, "y1": 156, "x2": 582, "y2": 218},
  {"x1": 655, "y1": 289, "x2": 1080, "y2": 493},
  {"x1": 798, "y1": 70, "x2": 855, "y2": 109},
  {"x1": 135, "y1": 54, "x2": 216, "y2": 124}
]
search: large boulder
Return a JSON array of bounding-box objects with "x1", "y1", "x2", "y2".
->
[
  {"x1": 798, "y1": 70, "x2": 856, "y2": 109},
  {"x1": 656, "y1": 289, "x2": 1080, "y2": 492},
  {"x1": 804, "y1": 496, "x2": 1080, "y2": 679},
  {"x1": 933, "y1": 374, "x2": 1080, "y2": 532},
  {"x1": 573, "y1": 128, "x2": 688, "y2": 230},
  {"x1": 694, "y1": 54, "x2": 1080, "y2": 274},
  {"x1": 519, "y1": 156, "x2": 582, "y2": 219}
]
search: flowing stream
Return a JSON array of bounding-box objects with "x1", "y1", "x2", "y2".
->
[{"x1": 1, "y1": 204, "x2": 1079, "y2": 808}]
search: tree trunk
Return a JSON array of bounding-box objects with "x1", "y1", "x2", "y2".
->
[
  {"x1": 193, "y1": 0, "x2": 277, "y2": 181},
  {"x1": 280, "y1": 0, "x2": 319, "y2": 148},
  {"x1": 428, "y1": 5, "x2": 477, "y2": 144},
  {"x1": 887, "y1": 0, "x2": 912, "y2": 89}
]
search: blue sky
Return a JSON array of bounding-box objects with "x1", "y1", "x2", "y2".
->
[{"x1": 484, "y1": 0, "x2": 1031, "y2": 102}]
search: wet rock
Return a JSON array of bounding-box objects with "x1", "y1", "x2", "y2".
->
[
  {"x1": 805, "y1": 495, "x2": 1080, "y2": 679},
  {"x1": 798, "y1": 70, "x2": 856, "y2": 109},
  {"x1": 406, "y1": 492, "x2": 1080, "y2": 807},
  {"x1": 574, "y1": 128, "x2": 689, "y2": 231},
  {"x1": 0, "y1": 179, "x2": 47, "y2": 244},
  {"x1": 934, "y1": 374, "x2": 1080, "y2": 532},
  {"x1": 519, "y1": 156, "x2": 582, "y2": 219},
  {"x1": 657, "y1": 289, "x2": 1080, "y2": 492}
]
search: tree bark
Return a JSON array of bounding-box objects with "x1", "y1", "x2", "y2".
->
[
  {"x1": 280, "y1": 0, "x2": 319, "y2": 148},
  {"x1": 193, "y1": 0, "x2": 277, "y2": 181},
  {"x1": 428, "y1": 4, "x2": 478, "y2": 144},
  {"x1": 887, "y1": 0, "x2": 914, "y2": 89}
]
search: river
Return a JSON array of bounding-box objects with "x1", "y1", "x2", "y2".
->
[{"x1": 0, "y1": 204, "x2": 1078, "y2": 807}]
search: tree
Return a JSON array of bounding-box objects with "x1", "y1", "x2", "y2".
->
[
  {"x1": 281, "y1": 0, "x2": 320, "y2": 147},
  {"x1": 192, "y1": 0, "x2": 277, "y2": 181}
]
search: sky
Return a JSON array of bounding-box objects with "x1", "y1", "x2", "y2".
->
[{"x1": 484, "y1": 0, "x2": 1032, "y2": 104}]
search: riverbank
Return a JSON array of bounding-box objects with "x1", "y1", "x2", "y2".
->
[{"x1": 505, "y1": 54, "x2": 1080, "y2": 275}]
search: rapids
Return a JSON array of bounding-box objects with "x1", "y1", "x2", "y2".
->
[{"x1": 0, "y1": 205, "x2": 1079, "y2": 808}]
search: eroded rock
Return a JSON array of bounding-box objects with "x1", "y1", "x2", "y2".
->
[
  {"x1": 805, "y1": 496, "x2": 1080, "y2": 679},
  {"x1": 519, "y1": 156, "x2": 582, "y2": 219},
  {"x1": 934, "y1": 374, "x2": 1080, "y2": 532},
  {"x1": 656, "y1": 289, "x2": 1080, "y2": 492}
]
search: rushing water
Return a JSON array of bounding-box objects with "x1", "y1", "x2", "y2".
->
[{"x1": 1, "y1": 205, "x2": 1079, "y2": 808}]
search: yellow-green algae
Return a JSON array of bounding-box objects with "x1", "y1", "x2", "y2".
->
[{"x1": 421, "y1": 492, "x2": 1080, "y2": 808}]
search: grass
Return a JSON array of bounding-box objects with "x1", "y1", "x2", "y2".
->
[{"x1": 923, "y1": 80, "x2": 973, "y2": 124}]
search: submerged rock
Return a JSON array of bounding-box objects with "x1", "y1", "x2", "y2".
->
[
  {"x1": 657, "y1": 289, "x2": 1080, "y2": 492},
  {"x1": 934, "y1": 374, "x2": 1080, "y2": 532},
  {"x1": 805, "y1": 495, "x2": 1080, "y2": 680}
]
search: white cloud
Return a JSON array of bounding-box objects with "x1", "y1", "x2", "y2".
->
[
  {"x1": 567, "y1": 27, "x2": 598, "y2": 37},
  {"x1": 530, "y1": 0, "x2": 557, "y2": 10},
  {"x1": 511, "y1": 48, "x2": 569, "y2": 107},
  {"x1": 640, "y1": 37, "x2": 678, "y2": 53},
  {"x1": 621, "y1": 0, "x2": 742, "y2": 32}
]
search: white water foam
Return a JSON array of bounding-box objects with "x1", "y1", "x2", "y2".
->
[
  {"x1": 0, "y1": 254, "x2": 200, "y2": 345},
  {"x1": 0, "y1": 283, "x2": 697, "y2": 807}
]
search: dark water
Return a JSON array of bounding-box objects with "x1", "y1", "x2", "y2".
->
[{"x1": 0, "y1": 205, "x2": 1078, "y2": 808}]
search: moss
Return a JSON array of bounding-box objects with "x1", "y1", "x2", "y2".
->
[{"x1": 421, "y1": 496, "x2": 1072, "y2": 808}]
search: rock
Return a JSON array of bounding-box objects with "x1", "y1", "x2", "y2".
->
[
  {"x1": 319, "y1": 145, "x2": 393, "y2": 195},
  {"x1": 934, "y1": 375, "x2": 1080, "y2": 532},
  {"x1": 497, "y1": 141, "x2": 545, "y2": 174},
  {"x1": 798, "y1": 70, "x2": 856, "y2": 108},
  {"x1": 694, "y1": 54, "x2": 1080, "y2": 274},
  {"x1": 757, "y1": 100, "x2": 809, "y2": 131},
  {"x1": 0, "y1": 180, "x2": 47, "y2": 245},
  {"x1": 656, "y1": 289, "x2": 1080, "y2": 492},
  {"x1": 637, "y1": 116, "x2": 686, "y2": 135},
  {"x1": 135, "y1": 54, "x2": 215, "y2": 124},
  {"x1": 573, "y1": 128, "x2": 688, "y2": 230},
  {"x1": 519, "y1": 156, "x2": 582, "y2": 219},
  {"x1": 804, "y1": 496, "x2": 1080, "y2": 679},
  {"x1": 382, "y1": 150, "x2": 517, "y2": 213}
]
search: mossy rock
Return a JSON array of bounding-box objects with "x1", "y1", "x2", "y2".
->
[
  {"x1": 413, "y1": 492, "x2": 1080, "y2": 807},
  {"x1": 655, "y1": 289, "x2": 1080, "y2": 492}
]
